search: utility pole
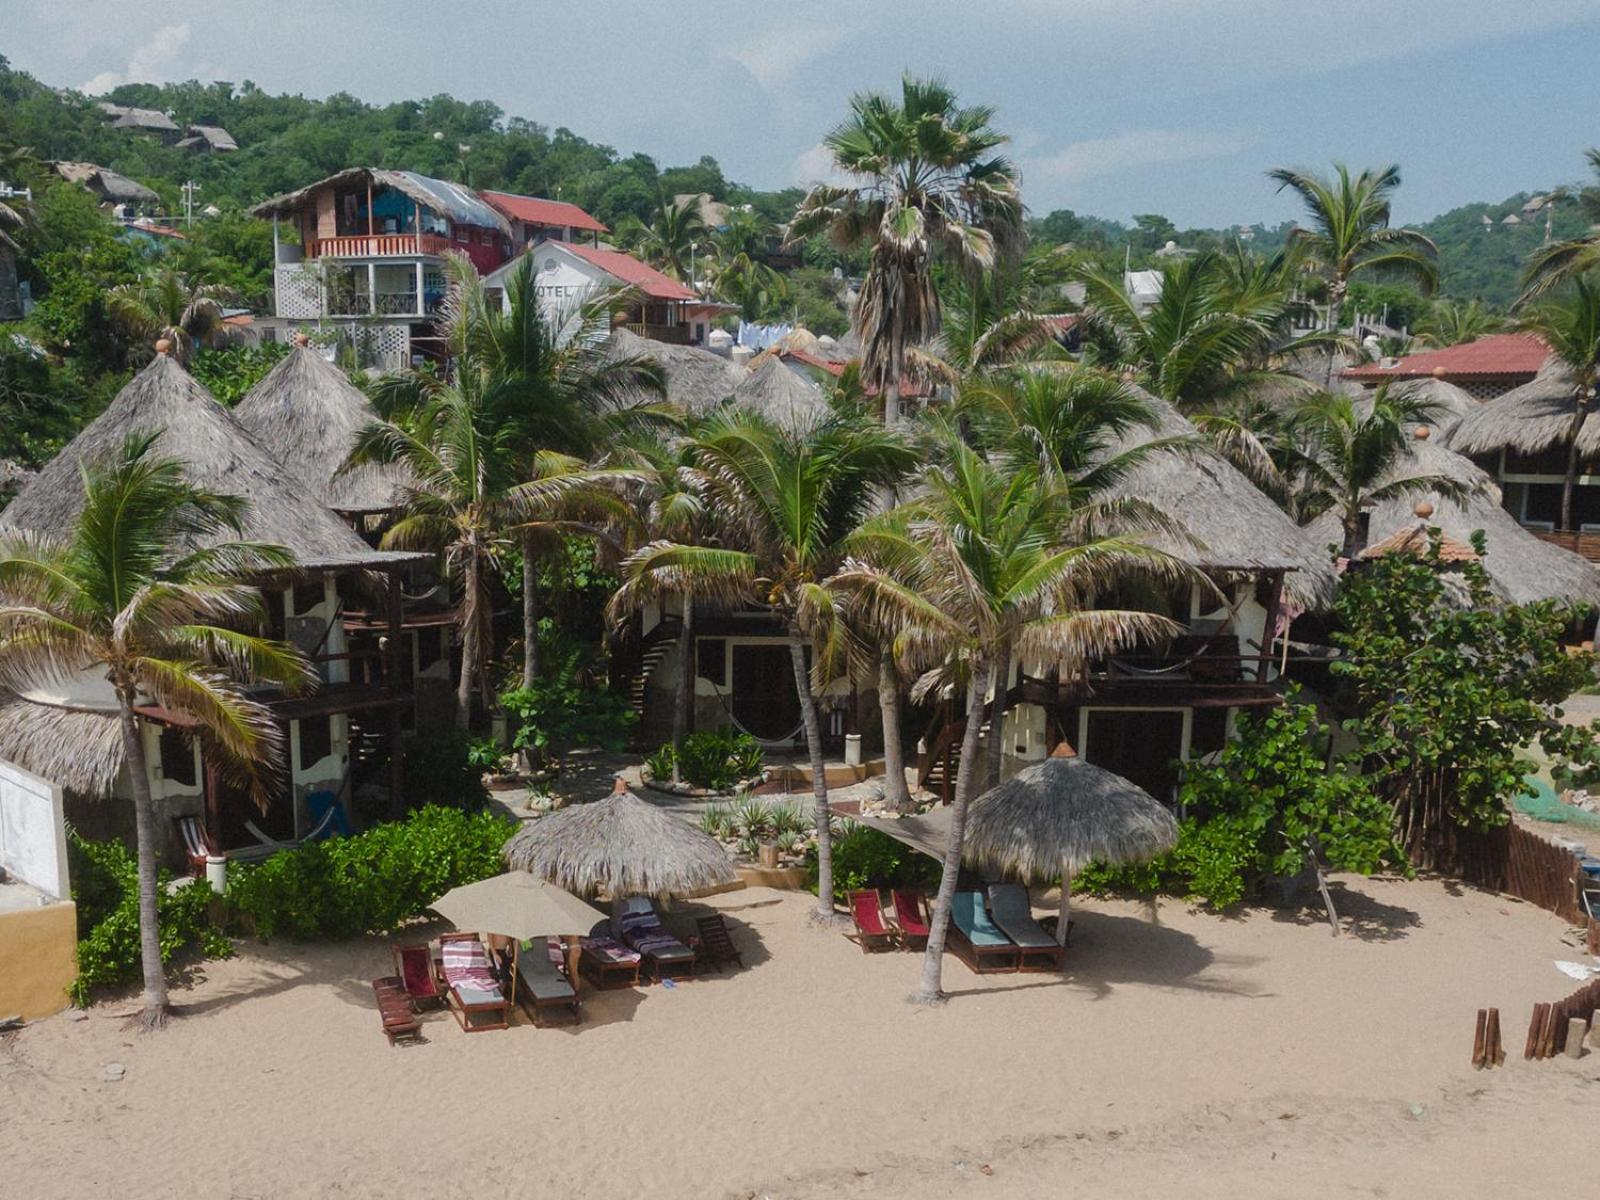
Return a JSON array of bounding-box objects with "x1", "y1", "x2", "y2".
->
[{"x1": 181, "y1": 180, "x2": 200, "y2": 229}]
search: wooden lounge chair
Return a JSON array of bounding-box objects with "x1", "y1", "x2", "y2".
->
[
  {"x1": 371, "y1": 976, "x2": 422, "y2": 1045},
  {"x1": 392, "y1": 942, "x2": 445, "y2": 1010},
  {"x1": 987, "y1": 883, "x2": 1064, "y2": 972},
  {"x1": 438, "y1": 933, "x2": 510, "y2": 1032},
  {"x1": 693, "y1": 914, "x2": 744, "y2": 971},
  {"x1": 848, "y1": 889, "x2": 898, "y2": 952},
  {"x1": 889, "y1": 890, "x2": 930, "y2": 950},
  {"x1": 619, "y1": 897, "x2": 698, "y2": 982},
  {"x1": 515, "y1": 937, "x2": 581, "y2": 1026},
  {"x1": 579, "y1": 936, "x2": 643, "y2": 989},
  {"x1": 947, "y1": 891, "x2": 1021, "y2": 974}
]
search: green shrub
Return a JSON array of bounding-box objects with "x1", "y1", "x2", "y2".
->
[
  {"x1": 465, "y1": 736, "x2": 504, "y2": 772},
  {"x1": 402, "y1": 728, "x2": 491, "y2": 811},
  {"x1": 500, "y1": 647, "x2": 636, "y2": 770},
  {"x1": 225, "y1": 805, "x2": 512, "y2": 941},
  {"x1": 805, "y1": 821, "x2": 941, "y2": 904},
  {"x1": 67, "y1": 831, "x2": 231, "y2": 1007},
  {"x1": 644, "y1": 742, "x2": 677, "y2": 783},
  {"x1": 189, "y1": 342, "x2": 291, "y2": 406},
  {"x1": 649, "y1": 726, "x2": 764, "y2": 791}
]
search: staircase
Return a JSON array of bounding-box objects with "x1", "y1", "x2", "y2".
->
[
  {"x1": 619, "y1": 617, "x2": 683, "y2": 718},
  {"x1": 918, "y1": 714, "x2": 968, "y2": 803}
]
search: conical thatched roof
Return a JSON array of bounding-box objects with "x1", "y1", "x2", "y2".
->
[
  {"x1": 502, "y1": 780, "x2": 738, "y2": 900},
  {"x1": 1447, "y1": 361, "x2": 1600, "y2": 459},
  {"x1": 0, "y1": 355, "x2": 397, "y2": 569},
  {"x1": 1102, "y1": 390, "x2": 1339, "y2": 609},
  {"x1": 1305, "y1": 439, "x2": 1600, "y2": 607},
  {"x1": 732, "y1": 356, "x2": 831, "y2": 432},
  {"x1": 962, "y1": 755, "x2": 1179, "y2": 879},
  {"x1": 233, "y1": 345, "x2": 412, "y2": 514},
  {"x1": 604, "y1": 327, "x2": 743, "y2": 414},
  {"x1": 1388, "y1": 376, "x2": 1479, "y2": 438}
]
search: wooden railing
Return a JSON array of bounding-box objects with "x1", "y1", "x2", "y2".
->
[
  {"x1": 620, "y1": 322, "x2": 692, "y2": 345},
  {"x1": 1524, "y1": 526, "x2": 1600, "y2": 564},
  {"x1": 307, "y1": 233, "x2": 453, "y2": 259}
]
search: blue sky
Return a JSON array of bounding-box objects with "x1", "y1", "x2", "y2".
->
[{"x1": 11, "y1": 0, "x2": 1600, "y2": 226}]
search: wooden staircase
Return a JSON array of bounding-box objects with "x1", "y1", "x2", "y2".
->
[{"x1": 619, "y1": 617, "x2": 683, "y2": 718}]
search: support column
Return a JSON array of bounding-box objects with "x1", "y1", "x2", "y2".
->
[
  {"x1": 415, "y1": 261, "x2": 425, "y2": 316},
  {"x1": 387, "y1": 570, "x2": 405, "y2": 816},
  {"x1": 1259, "y1": 570, "x2": 1285, "y2": 683}
]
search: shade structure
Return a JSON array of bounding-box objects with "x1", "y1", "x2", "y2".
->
[
  {"x1": 429, "y1": 871, "x2": 607, "y2": 942},
  {"x1": 962, "y1": 752, "x2": 1180, "y2": 945},
  {"x1": 502, "y1": 778, "x2": 738, "y2": 901}
]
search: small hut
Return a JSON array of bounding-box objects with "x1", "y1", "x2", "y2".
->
[
  {"x1": 732, "y1": 355, "x2": 831, "y2": 432},
  {"x1": 233, "y1": 343, "x2": 413, "y2": 517},
  {"x1": 604, "y1": 327, "x2": 743, "y2": 414},
  {"x1": 49, "y1": 161, "x2": 160, "y2": 210},
  {"x1": 1446, "y1": 361, "x2": 1597, "y2": 461}
]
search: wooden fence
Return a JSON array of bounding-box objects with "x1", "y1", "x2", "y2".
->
[{"x1": 1525, "y1": 979, "x2": 1600, "y2": 1060}]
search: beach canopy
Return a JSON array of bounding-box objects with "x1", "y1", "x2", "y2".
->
[
  {"x1": 963, "y1": 750, "x2": 1179, "y2": 945},
  {"x1": 429, "y1": 871, "x2": 607, "y2": 941},
  {"x1": 503, "y1": 778, "x2": 738, "y2": 900}
]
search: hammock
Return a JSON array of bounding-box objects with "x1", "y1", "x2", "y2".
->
[{"x1": 704, "y1": 682, "x2": 807, "y2": 746}]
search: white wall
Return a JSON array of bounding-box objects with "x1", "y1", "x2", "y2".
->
[{"x1": 0, "y1": 759, "x2": 69, "y2": 899}]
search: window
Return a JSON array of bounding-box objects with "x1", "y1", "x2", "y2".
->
[
  {"x1": 159, "y1": 728, "x2": 196, "y2": 788},
  {"x1": 696, "y1": 638, "x2": 726, "y2": 686},
  {"x1": 297, "y1": 716, "x2": 333, "y2": 772}
]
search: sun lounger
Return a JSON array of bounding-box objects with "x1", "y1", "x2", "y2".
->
[
  {"x1": 392, "y1": 942, "x2": 445, "y2": 1010},
  {"x1": 371, "y1": 976, "x2": 422, "y2": 1045},
  {"x1": 439, "y1": 934, "x2": 510, "y2": 1032},
  {"x1": 516, "y1": 937, "x2": 581, "y2": 1026},
  {"x1": 694, "y1": 914, "x2": 744, "y2": 971},
  {"x1": 987, "y1": 883, "x2": 1064, "y2": 971},
  {"x1": 890, "y1": 890, "x2": 930, "y2": 949},
  {"x1": 619, "y1": 897, "x2": 698, "y2": 981},
  {"x1": 579, "y1": 936, "x2": 643, "y2": 989},
  {"x1": 849, "y1": 889, "x2": 898, "y2": 952},
  {"x1": 947, "y1": 891, "x2": 1020, "y2": 974}
]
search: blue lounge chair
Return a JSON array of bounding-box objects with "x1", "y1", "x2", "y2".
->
[{"x1": 948, "y1": 891, "x2": 1020, "y2": 973}]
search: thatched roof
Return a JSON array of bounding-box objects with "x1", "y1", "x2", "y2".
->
[
  {"x1": 604, "y1": 327, "x2": 743, "y2": 414},
  {"x1": 502, "y1": 779, "x2": 738, "y2": 900},
  {"x1": 1305, "y1": 440, "x2": 1600, "y2": 607},
  {"x1": 251, "y1": 168, "x2": 510, "y2": 234},
  {"x1": 1447, "y1": 361, "x2": 1600, "y2": 459},
  {"x1": 0, "y1": 459, "x2": 34, "y2": 493},
  {"x1": 1102, "y1": 389, "x2": 1339, "y2": 609},
  {"x1": 50, "y1": 161, "x2": 159, "y2": 206},
  {"x1": 732, "y1": 356, "x2": 830, "y2": 432},
  {"x1": 0, "y1": 354, "x2": 409, "y2": 570},
  {"x1": 1388, "y1": 376, "x2": 1479, "y2": 438},
  {"x1": 962, "y1": 754, "x2": 1180, "y2": 878},
  {"x1": 233, "y1": 346, "x2": 412, "y2": 514},
  {"x1": 0, "y1": 694, "x2": 124, "y2": 795}
]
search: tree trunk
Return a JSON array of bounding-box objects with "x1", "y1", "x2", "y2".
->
[
  {"x1": 117, "y1": 685, "x2": 169, "y2": 1029},
  {"x1": 1341, "y1": 510, "x2": 1365, "y2": 561},
  {"x1": 912, "y1": 663, "x2": 994, "y2": 1005},
  {"x1": 672, "y1": 595, "x2": 695, "y2": 785},
  {"x1": 456, "y1": 544, "x2": 479, "y2": 731},
  {"x1": 521, "y1": 532, "x2": 540, "y2": 689},
  {"x1": 883, "y1": 316, "x2": 905, "y2": 427},
  {"x1": 984, "y1": 640, "x2": 1012, "y2": 789},
  {"x1": 790, "y1": 632, "x2": 837, "y2": 924},
  {"x1": 1323, "y1": 277, "x2": 1347, "y2": 388},
  {"x1": 1561, "y1": 397, "x2": 1590, "y2": 534},
  {"x1": 878, "y1": 649, "x2": 912, "y2": 812}
]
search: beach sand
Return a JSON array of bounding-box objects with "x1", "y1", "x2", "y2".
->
[{"x1": 4, "y1": 876, "x2": 1595, "y2": 1199}]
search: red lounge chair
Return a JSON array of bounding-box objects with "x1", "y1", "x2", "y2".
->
[
  {"x1": 371, "y1": 976, "x2": 422, "y2": 1045},
  {"x1": 392, "y1": 942, "x2": 445, "y2": 1010},
  {"x1": 890, "y1": 890, "x2": 930, "y2": 950},
  {"x1": 849, "y1": 889, "x2": 898, "y2": 953}
]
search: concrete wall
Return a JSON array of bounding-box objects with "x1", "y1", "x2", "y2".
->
[
  {"x1": 0, "y1": 901, "x2": 77, "y2": 1018},
  {"x1": 0, "y1": 760, "x2": 69, "y2": 899}
]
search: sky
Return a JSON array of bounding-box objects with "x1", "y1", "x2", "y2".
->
[{"x1": 10, "y1": 0, "x2": 1600, "y2": 227}]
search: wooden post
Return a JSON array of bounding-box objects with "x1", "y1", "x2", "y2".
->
[
  {"x1": 387, "y1": 570, "x2": 405, "y2": 816},
  {"x1": 1487, "y1": 1008, "x2": 1504, "y2": 1066},
  {"x1": 1259, "y1": 570, "x2": 1285, "y2": 683},
  {"x1": 1472, "y1": 1009, "x2": 1487, "y2": 1068},
  {"x1": 366, "y1": 182, "x2": 375, "y2": 238}
]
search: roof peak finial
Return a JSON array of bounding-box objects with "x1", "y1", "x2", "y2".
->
[
  {"x1": 611, "y1": 776, "x2": 629, "y2": 795},
  {"x1": 154, "y1": 337, "x2": 173, "y2": 356},
  {"x1": 291, "y1": 331, "x2": 310, "y2": 348}
]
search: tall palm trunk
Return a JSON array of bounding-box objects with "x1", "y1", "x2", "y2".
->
[
  {"x1": 878, "y1": 649, "x2": 912, "y2": 812},
  {"x1": 673, "y1": 595, "x2": 695, "y2": 784},
  {"x1": 789, "y1": 631, "x2": 836, "y2": 923},
  {"x1": 984, "y1": 640, "x2": 1012, "y2": 788},
  {"x1": 456, "y1": 543, "x2": 480, "y2": 730},
  {"x1": 1323, "y1": 276, "x2": 1348, "y2": 387},
  {"x1": 116, "y1": 684, "x2": 168, "y2": 1028},
  {"x1": 883, "y1": 315, "x2": 905, "y2": 427},
  {"x1": 1560, "y1": 396, "x2": 1590, "y2": 533},
  {"x1": 1341, "y1": 510, "x2": 1365, "y2": 561},
  {"x1": 913, "y1": 663, "x2": 993, "y2": 1005},
  {"x1": 521, "y1": 532, "x2": 540, "y2": 688}
]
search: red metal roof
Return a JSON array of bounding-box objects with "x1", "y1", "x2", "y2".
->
[
  {"x1": 561, "y1": 243, "x2": 698, "y2": 301},
  {"x1": 780, "y1": 348, "x2": 847, "y2": 376},
  {"x1": 480, "y1": 190, "x2": 608, "y2": 234},
  {"x1": 1343, "y1": 333, "x2": 1548, "y2": 380}
]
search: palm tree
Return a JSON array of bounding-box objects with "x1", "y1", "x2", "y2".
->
[
  {"x1": 833, "y1": 427, "x2": 1189, "y2": 1002},
  {"x1": 1268, "y1": 163, "x2": 1438, "y2": 385},
  {"x1": 937, "y1": 246, "x2": 1078, "y2": 377},
  {"x1": 786, "y1": 75, "x2": 1021, "y2": 424},
  {"x1": 1521, "y1": 150, "x2": 1600, "y2": 301},
  {"x1": 1284, "y1": 388, "x2": 1475, "y2": 557},
  {"x1": 1414, "y1": 298, "x2": 1504, "y2": 347},
  {"x1": 708, "y1": 208, "x2": 788, "y2": 321},
  {"x1": 1513, "y1": 277, "x2": 1600, "y2": 532},
  {"x1": 0, "y1": 432, "x2": 308, "y2": 1028},
  {"x1": 106, "y1": 269, "x2": 237, "y2": 364},
  {"x1": 628, "y1": 185, "x2": 707, "y2": 284},
  {"x1": 611, "y1": 409, "x2": 916, "y2": 920}
]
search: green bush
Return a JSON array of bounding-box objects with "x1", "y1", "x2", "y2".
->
[
  {"x1": 649, "y1": 726, "x2": 764, "y2": 791},
  {"x1": 189, "y1": 342, "x2": 291, "y2": 405},
  {"x1": 500, "y1": 642, "x2": 635, "y2": 770},
  {"x1": 225, "y1": 805, "x2": 512, "y2": 941},
  {"x1": 805, "y1": 821, "x2": 941, "y2": 905},
  {"x1": 67, "y1": 831, "x2": 231, "y2": 1007}
]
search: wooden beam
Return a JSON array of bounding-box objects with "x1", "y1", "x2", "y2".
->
[
  {"x1": 387, "y1": 571, "x2": 405, "y2": 816},
  {"x1": 1259, "y1": 570, "x2": 1285, "y2": 683}
]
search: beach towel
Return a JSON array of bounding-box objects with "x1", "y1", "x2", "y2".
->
[
  {"x1": 951, "y1": 892, "x2": 1010, "y2": 947},
  {"x1": 441, "y1": 939, "x2": 501, "y2": 998},
  {"x1": 582, "y1": 936, "x2": 641, "y2": 965}
]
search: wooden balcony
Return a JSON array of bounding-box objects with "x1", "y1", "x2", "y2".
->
[
  {"x1": 1525, "y1": 526, "x2": 1600, "y2": 564},
  {"x1": 620, "y1": 321, "x2": 692, "y2": 345},
  {"x1": 307, "y1": 233, "x2": 453, "y2": 259}
]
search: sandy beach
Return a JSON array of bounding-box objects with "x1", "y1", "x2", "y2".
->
[{"x1": 3, "y1": 875, "x2": 1595, "y2": 1200}]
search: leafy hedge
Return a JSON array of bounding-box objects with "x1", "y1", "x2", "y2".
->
[
  {"x1": 224, "y1": 805, "x2": 512, "y2": 940},
  {"x1": 805, "y1": 821, "x2": 941, "y2": 905},
  {"x1": 647, "y1": 726, "x2": 764, "y2": 791}
]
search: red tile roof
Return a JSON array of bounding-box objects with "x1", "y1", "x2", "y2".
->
[
  {"x1": 1342, "y1": 333, "x2": 1548, "y2": 380},
  {"x1": 780, "y1": 348, "x2": 847, "y2": 376},
  {"x1": 480, "y1": 190, "x2": 608, "y2": 234},
  {"x1": 561, "y1": 243, "x2": 697, "y2": 302}
]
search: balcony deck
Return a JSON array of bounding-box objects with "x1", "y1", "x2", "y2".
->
[
  {"x1": 1525, "y1": 526, "x2": 1600, "y2": 564},
  {"x1": 307, "y1": 233, "x2": 453, "y2": 259}
]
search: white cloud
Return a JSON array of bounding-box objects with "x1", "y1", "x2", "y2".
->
[
  {"x1": 789, "y1": 142, "x2": 854, "y2": 189},
  {"x1": 727, "y1": 26, "x2": 851, "y2": 90},
  {"x1": 81, "y1": 22, "x2": 191, "y2": 95},
  {"x1": 1028, "y1": 129, "x2": 1259, "y2": 184}
]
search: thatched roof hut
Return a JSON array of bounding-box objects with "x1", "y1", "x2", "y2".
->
[
  {"x1": 0, "y1": 694, "x2": 124, "y2": 794},
  {"x1": 604, "y1": 327, "x2": 743, "y2": 414},
  {"x1": 1446, "y1": 361, "x2": 1599, "y2": 459},
  {"x1": 0, "y1": 354, "x2": 403, "y2": 570},
  {"x1": 1102, "y1": 390, "x2": 1339, "y2": 609},
  {"x1": 50, "y1": 160, "x2": 160, "y2": 207},
  {"x1": 503, "y1": 778, "x2": 738, "y2": 901},
  {"x1": 1305, "y1": 439, "x2": 1600, "y2": 608},
  {"x1": 233, "y1": 345, "x2": 412, "y2": 514},
  {"x1": 1388, "y1": 376, "x2": 1479, "y2": 438},
  {"x1": 732, "y1": 356, "x2": 831, "y2": 432}
]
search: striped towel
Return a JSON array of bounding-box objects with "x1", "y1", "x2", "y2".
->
[
  {"x1": 628, "y1": 931, "x2": 694, "y2": 962},
  {"x1": 581, "y1": 936, "x2": 641, "y2": 965},
  {"x1": 441, "y1": 940, "x2": 500, "y2": 996}
]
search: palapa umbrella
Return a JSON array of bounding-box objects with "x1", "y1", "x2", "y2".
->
[
  {"x1": 962, "y1": 746, "x2": 1179, "y2": 945},
  {"x1": 503, "y1": 778, "x2": 738, "y2": 926},
  {"x1": 429, "y1": 871, "x2": 607, "y2": 942}
]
